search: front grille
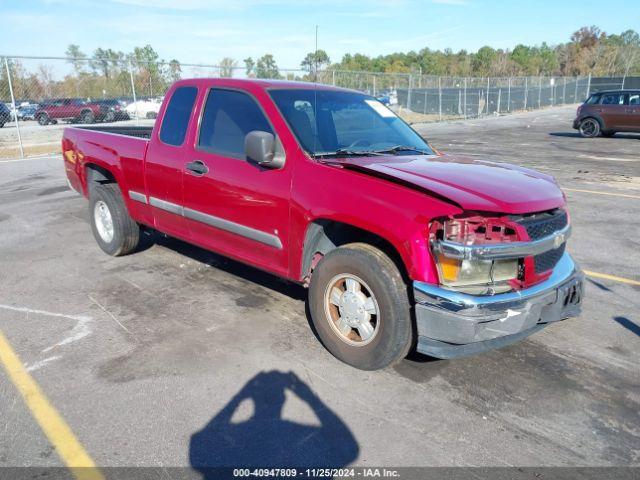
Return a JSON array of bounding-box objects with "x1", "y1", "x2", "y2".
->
[
  {"x1": 533, "y1": 243, "x2": 566, "y2": 274},
  {"x1": 517, "y1": 209, "x2": 568, "y2": 241}
]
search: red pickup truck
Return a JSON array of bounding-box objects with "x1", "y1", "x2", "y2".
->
[
  {"x1": 36, "y1": 98, "x2": 102, "y2": 125},
  {"x1": 62, "y1": 78, "x2": 583, "y2": 370}
]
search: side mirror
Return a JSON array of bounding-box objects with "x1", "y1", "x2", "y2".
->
[{"x1": 244, "y1": 130, "x2": 285, "y2": 168}]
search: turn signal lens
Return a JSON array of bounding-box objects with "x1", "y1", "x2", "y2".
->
[{"x1": 439, "y1": 256, "x2": 460, "y2": 282}]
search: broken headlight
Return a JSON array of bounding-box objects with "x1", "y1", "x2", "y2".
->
[{"x1": 429, "y1": 215, "x2": 521, "y2": 295}]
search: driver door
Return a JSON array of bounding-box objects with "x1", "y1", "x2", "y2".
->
[{"x1": 181, "y1": 87, "x2": 292, "y2": 277}]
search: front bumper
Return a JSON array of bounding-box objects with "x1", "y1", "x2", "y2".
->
[
  {"x1": 413, "y1": 253, "x2": 583, "y2": 358},
  {"x1": 572, "y1": 118, "x2": 580, "y2": 129}
]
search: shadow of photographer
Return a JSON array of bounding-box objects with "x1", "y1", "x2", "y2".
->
[{"x1": 190, "y1": 370, "x2": 359, "y2": 478}]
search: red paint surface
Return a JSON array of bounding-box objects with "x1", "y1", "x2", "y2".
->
[{"x1": 62, "y1": 78, "x2": 568, "y2": 285}]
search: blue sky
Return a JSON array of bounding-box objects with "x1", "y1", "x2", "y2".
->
[{"x1": 1, "y1": 0, "x2": 639, "y2": 69}]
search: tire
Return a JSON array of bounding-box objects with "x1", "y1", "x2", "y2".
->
[
  {"x1": 146, "y1": 111, "x2": 157, "y2": 119},
  {"x1": 601, "y1": 131, "x2": 616, "y2": 137},
  {"x1": 104, "y1": 111, "x2": 115, "y2": 123},
  {"x1": 37, "y1": 113, "x2": 49, "y2": 126},
  {"x1": 308, "y1": 243, "x2": 413, "y2": 370},
  {"x1": 80, "y1": 110, "x2": 95, "y2": 124},
  {"x1": 579, "y1": 117, "x2": 601, "y2": 138},
  {"x1": 89, "y1": 183, "x2": 140, "y2": 256}
]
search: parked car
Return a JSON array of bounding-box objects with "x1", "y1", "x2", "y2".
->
[
  {"x1": 0, "y1": 103, "x2": 10, "y2": 127},
  {"x1": 573, "y1": 89, "x2": 640, "y2": 137},
  {"x1": 17, "y1": 104, "x2": 38, "y2": 121},
  {"x1": 95, "y1": 99, "x2": 130, "y2": 122},
  {"x1": 34, "y1": 98, "x2": 102, "y2": 125},
  {"x1": 62, "y1": 78, "x2": 583, "y2": 370},
  {"x1": 125, "y1": 98, "x2": 162, "y2": 119},
  {"x1": 376, "y1": 94, "x2": 391, "y2": 105}
]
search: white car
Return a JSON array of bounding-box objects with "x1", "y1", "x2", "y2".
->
[{"x1": 125, "y1": 98, "x2": 162, "y2": 119}]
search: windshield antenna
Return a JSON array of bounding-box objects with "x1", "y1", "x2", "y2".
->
[{"x1": 313, "y1": 25, "x2": 318, "y2": 155}]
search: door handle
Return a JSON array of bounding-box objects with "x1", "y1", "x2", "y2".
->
[{"x1": 186, "y1": 160, "x2": 209, "y2": 176}]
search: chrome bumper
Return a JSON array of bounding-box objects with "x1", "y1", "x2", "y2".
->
[{"x1": 413, "y1": 253, "x2": 583, "y2": 359}]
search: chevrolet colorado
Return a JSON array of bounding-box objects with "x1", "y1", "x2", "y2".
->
[{"x1": 62, "y1": 78, "x2": 583, "y2": 370}]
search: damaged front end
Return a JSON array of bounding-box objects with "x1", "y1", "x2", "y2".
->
[{"x1": 414, "y1": 209, "x2": 584, "y2": 358}]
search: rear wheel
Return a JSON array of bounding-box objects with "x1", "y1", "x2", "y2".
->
[
  {"x1": 308, "y1": 243, "x2": 413, "y2": 370},
  {"x1": 37, "y1": 113, "x2": 49, "y2": 126},
  {"x1": 80, "y1": 110, "x2": 95, "y2": 124},
  {"x1": 146, "y1": 111, "x2": 157, "y2": 120},
  {"x1": 579, "y1": 118, "x2": 601, "y2": 138},
  {"x1": 89, "y1": 183, "x2": 140, "y2": 256}
]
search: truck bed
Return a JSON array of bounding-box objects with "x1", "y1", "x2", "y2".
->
[
  {"x1": 63, "y1": 125, "x2": 151, "y2": 197},
  {"x1": 76, "y1": 125, "x2": 153, "y2": 139}
]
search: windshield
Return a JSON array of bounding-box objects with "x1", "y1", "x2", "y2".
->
[{"x1": 269, "y1": 89, "x2": 434, "y2": 157}]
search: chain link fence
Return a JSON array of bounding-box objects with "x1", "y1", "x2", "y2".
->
[{"x1": 0, "y1": 54, "x2": 636, "y2": 159}]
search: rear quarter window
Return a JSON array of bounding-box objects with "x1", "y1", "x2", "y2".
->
[{"x1": 159, "y1": 86, "x2": 198, "y2": 146}]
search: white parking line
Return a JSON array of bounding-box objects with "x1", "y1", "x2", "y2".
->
[
  {"x1": 577, "y1": 154, "x2": 636, "y2": 162},
  {"x1": 564, "y1": 188, "x2": 640, "y2": 200}
]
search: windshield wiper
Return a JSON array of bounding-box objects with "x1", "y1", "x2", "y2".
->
[
  {"x1": 371, "y1": 145, "x2": 432, "y2": 155},
  {"x1": 313, "y1": 148, "x2": 386, "y2": 158}
]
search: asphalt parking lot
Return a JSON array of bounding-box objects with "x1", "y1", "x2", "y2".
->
[{"x1": 0, "y1": 105, "x2": 638, "y2": 474}]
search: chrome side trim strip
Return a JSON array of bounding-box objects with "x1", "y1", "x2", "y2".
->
[
  {"x1": 147, "y1": 195, "x2": 282, "y2": 250},
  {"x1": 128, "y1": 190, "x2": 148, "y2": 204},
  {"x1": 183, "y1": 207, "x2": 283, "y2": 249},
  {"x1": 432, "y1": 224, "x2": 571, "y2": 261},
  {"x1": 149, "y1": 197, "x2": 183, "y2": 216}
]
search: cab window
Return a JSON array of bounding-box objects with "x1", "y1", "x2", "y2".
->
[
  {"x1": 198, "y1": 89, "x2": 273, "y2": 159},
  {"x1": 159, "y1": 86, "x2": 198, "y2": 146}
]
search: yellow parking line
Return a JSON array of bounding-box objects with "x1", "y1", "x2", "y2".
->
[
  {"x1": 564, "y1": 188, "x2": 640, "y2": 200},
  {"x1": 584, "y1": 270, "x2": 640, "y2": 286},
  {"x1": 0, "y1": 329, "x2": 104, "y2": 480}
]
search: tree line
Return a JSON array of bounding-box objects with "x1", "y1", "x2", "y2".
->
[
  {"x1": 331, "y1": 26, "x2": 639, "y2": 78},
  {"x1": 1, "y1": 26, "x2": 638, "y2": 102}
]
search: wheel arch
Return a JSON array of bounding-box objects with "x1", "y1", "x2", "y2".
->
[
  {"x1": 580, "y1": 114, "x2": 605, "y2": 129},
  {"x1": 300, "y1": 219, "x2": 411, "y2": 285},
  {"x1": 85, "y1": 163, "x2": 117, "y2": 194}
]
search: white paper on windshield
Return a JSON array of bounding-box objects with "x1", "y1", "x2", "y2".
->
[{"x1": 364, "y1": 99, "x2": 397, "y2": 118}]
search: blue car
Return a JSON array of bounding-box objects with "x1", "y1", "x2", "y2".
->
[
  {"x1": 0, "y1": 103, "x2": 11, "y2": 127},
  {"x1": 376, "y1": 95, "x2": 391, "y2": 106}
]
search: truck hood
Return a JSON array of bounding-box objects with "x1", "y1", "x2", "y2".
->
[{"x1": 334, "y1": 154, "x2": 565, "y2": 214}]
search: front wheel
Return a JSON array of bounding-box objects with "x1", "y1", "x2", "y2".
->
[
  {"x1": 579, "y1": 118, "x2": 600, "y2": 138},
  {"x1": 89, "y1": 183, "x2": 140, "y2": 256},
  {"x1": 37, "y1": 113, "x2": 49, "y2": 126},
  {"x1": 308, "y1": 243, "x2": 413, "y2": 370}
]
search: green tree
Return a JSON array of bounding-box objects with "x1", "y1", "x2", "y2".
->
[
  {"x1": 244, "y1": 57, "x2": 255, "y2": 77},
  {"x1": 300, "y1": 49, "x2": 330, "y2": 78},
  {"x1": 65, "y1": 44, "x2": 87, "y2": 74},
  {"x1": 472, "y1": 46, "x2": 496, "y2": 76},
  {"x1": 219, "y1": 57, "x2": 237, "y2": 78},
  {"x1": 168, "y1": 59, "x2": 181, "y2": 82},
  {"x1": 255, "y1": 54, "x2": 280, "y2": 79}
]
